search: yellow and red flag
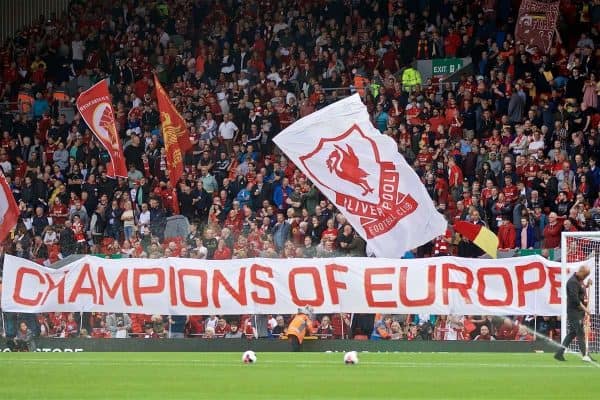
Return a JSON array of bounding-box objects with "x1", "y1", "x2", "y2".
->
[
  {"x1": 454, "y1": 221, "x2": 499, "y2": 258},
  {"x1": 154, "y1": 74, "x2": 193, "y2": 187},
  {"x1": 154, "y1": 74, "x2": 192, "y2": 152}
]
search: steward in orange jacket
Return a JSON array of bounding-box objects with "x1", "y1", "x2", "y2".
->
[{"x1": 287, "y1": 306, "x2": 314, "y2": 351}]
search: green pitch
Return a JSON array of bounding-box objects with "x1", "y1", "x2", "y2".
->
[{"x1": 1, "y1": 352, "x2": 598, "y2": 399}]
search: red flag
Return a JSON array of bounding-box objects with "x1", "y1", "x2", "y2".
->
[
  {"x1": 171, "y1": 188, "x2": 180, "y2": 215},
  {"x1": 154, "y1": 74, "x2": 189, "y2": 186},
  {"x1": 0, "y1": 171, "x2": 19, "y2": 242},
  {"x1": 76, "y1": 80, "x2": 128, "y2": 178},
  {"x1": 154, "y1": 74, "x2": 192, "y2": 152},
  {"x1": 514, "y1": 0, "x2": 559, "y2": 54}
]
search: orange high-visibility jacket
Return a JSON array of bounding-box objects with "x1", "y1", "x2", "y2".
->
[{"x1": 287, "y1": 313, "x2": 313, "y2": 344}]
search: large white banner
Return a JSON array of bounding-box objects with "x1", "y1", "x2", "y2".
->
[
  {"x1": 273, "y1": 94, "x2": 447, "y2": 258},
  {"x1": 1, "y1": 255, "x2": 589, "y2": 316}
]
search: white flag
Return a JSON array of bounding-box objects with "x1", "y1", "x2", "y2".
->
[{"x1": 273, "y1": 94, "x2": 447, "y2": 257}]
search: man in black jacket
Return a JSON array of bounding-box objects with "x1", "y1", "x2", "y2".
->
[
  {"x1": 192, "y1": 181, "x2": 211, "y2": 224},
  {"x1": 149, "y1": 198, "x2": 166, "y2": 241},
  {"x1": 59, "y1": 221, "x2": 76, "y2": 257},
  {"x1": 555, "y1": 265, "x2": 593, "y2": 362}
]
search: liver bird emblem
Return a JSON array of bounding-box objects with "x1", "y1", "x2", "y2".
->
[
  {"x1": 326, "y1": 144, "x2": 374, "y2": 196},
  {"x1": 161, "y1": 112, "x2": 182, "y2": 145}
]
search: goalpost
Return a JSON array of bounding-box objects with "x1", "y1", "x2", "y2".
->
[{"x1": 561, "y1": 232, "x2": 600, "y2": 354}]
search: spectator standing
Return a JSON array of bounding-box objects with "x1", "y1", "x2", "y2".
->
[
  {"x1": 106, "y1": 313, "x2": 132, "y2": 338},
  {"x1": 120, "y1": 201, "x2": 136, "y2": 241},
  {"x1": 497, "y1": 215, "x2": 516, "y2": 249},
  {"x1": 543, "y1": 212, "x2": 562, "y2": 249},
  {"x1": 518, "y1": 217, "x2": 537, "y2": 249},
  {"x1": 89, "y1": 204, "x2": 106, "y2": 246},
  {"x1": 149, "y1": 199, "x2": 166, "y2": 241},
  {"x1": 272, "y1": 212, "x2": 290, "y2": 253},
  {"x1": 168, "y1": 316, "x2": 187, "y2": 339},
  {"x1": 71, "y1": 33, "x2": 85, "y2": 72},
  {"x1": 218, "y1": 113, "x2": 239, "y2": 154}
]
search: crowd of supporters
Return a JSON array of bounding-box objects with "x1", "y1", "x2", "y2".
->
[
  {"x1": 3, "y1": 311, "x2": 557, "y2": 342},
  {"x1": 0, "y1": 0, "x2": 598, "y2": 342}
]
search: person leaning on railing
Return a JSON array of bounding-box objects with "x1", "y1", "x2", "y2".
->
[{"x1": 9, "y1": 321, "x2": 36, "y2": 352}]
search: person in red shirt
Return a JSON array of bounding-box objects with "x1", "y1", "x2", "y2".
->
[
  {"x1": 444, "y1": 27, "x2": 461, "y2": 57},
  {"x1": 429, "y1": 108, "x2": 446, "y2": 133},
  {"x1": 214, "y1": 318, "x2": 231, "y2": 336},
  {"x1": 49, "y1": 197, "x2": 68, "y2": 226},
  {"x1": 435, "y1": 176, "x2": 449, "y2": 205},
  {"x1": 213, "y1": 239, "x2": 232, "y2": 260},
  {"x1": 543, "y1": 212, "x2": 562, "y2": 248},
  {"x1": 497, "y1": 215, "x2": 516, "y2": 249},
  {"x1": 50, "y1": 312, "x2": 66, "y2": 335},
  {"x1": 480, "y1": 179, "x2": 495, "y2": 206},
  {"x1": 381, "y1": 44, "x2": 400, "y2": 73},
  {"x1": 321, "y1": 218, "x2": 338, "y2": 242},
  {"x1": 461, "y1": 188, "x2": 473, "y2": 207},
  {"x1": 71, "y1": 214, "x2": 86, "y2": 251},
  {"x1": 433, "y1": 229, "x2": 452, "y2": 256},
  {"x1": 495, "y1": 318, "x2": 519, "y2": 340},
  {"x1": 448, "y1": 158, "x2": 463, "y2": 200},
  {"x1": 502, "y1": 176, "x2": 518, "y2": 203},
  {"x1": 186, "y1": 316, "x2": 205, "y2": 337},
  {"x1": 241, "y1": 316, "x2": 258, "y2": 339},
  {"x1": 224, "y1": 209, "x2": 242, "y2": 236},
  {"x1": 416, "y1": 145, "x2": 433, "y2": 166},
  {"x1": 562, "y1": 219, "x2": 578, "y2": 232},
  {"x1": 65, "y1": 313, "x2": 79, "y2": 337},
  {"x1": 524, "y1": 156, "x2": 540, "y2": 187}
]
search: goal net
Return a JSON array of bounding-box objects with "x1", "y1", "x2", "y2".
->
[{"x1": 561, "y1": 232, "x2": 600, "y2": 354}]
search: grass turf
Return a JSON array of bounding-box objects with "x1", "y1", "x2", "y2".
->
[{"x1": 1, "y1": 352, "x2": 599, "y2": 399}]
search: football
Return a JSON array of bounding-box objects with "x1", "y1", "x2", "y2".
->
[
  {"x1": 242, "y1": 350, "x2": 257, "y2": 364},
  {"x1": 344, "y1": 351, "x2": 359, "y2": 365}
]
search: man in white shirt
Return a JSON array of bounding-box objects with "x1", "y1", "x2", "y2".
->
[
  {"x1": 158, "y1": 27, "x2": 170, "y2": 48},
  {"x1": 138, "y1": 203, "x2": 151, "y2": 237},
  {"x1": 218, "y1": 113, "x2": 239, "y2": 153},
  {"x1": 527, "y1": 129, "x2": 545, "y2": 153},
  {"x1": 237, "y1": 71, "x2": 250, "y2": 92},
  {"x1": 71, "y1": 33, "x2": 85, "y2": 71},
  {"x1": 0, "y1": 150, "x2": 12, "y2": 174},
  {"x1": 201, "y1": 112, "x2": 217, "y2": 139}
]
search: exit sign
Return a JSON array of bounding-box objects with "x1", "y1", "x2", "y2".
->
[{"x1": 432, "y1": 58, "x2": 463, "y2": 77}]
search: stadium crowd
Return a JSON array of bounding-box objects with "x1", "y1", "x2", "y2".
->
[{"x1": 0, "y1": 0, "x2": 599, "y2": 343}]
